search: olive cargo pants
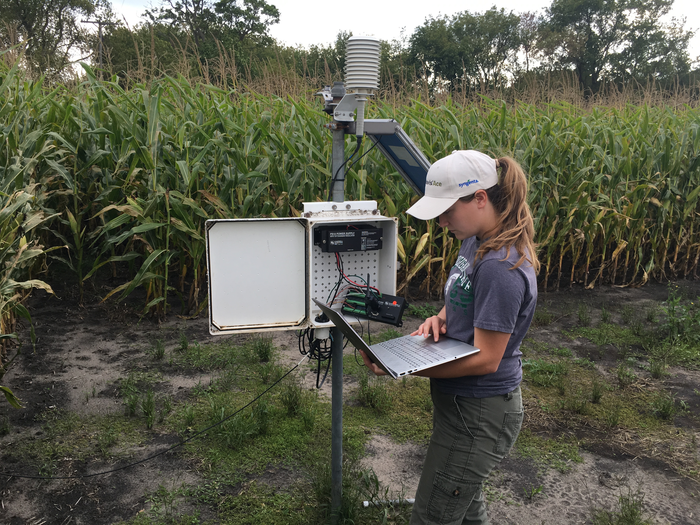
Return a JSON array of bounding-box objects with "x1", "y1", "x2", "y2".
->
[{"x1": 410, "y1": 385, "x2": 523, "y2": 525}]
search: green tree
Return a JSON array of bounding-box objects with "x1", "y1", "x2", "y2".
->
[
  {"x1": 0, "y1": 0, "x2": 104, "y2": 79},
  {"x1": 541, "y1": 0, "x2": 693, "y2": 92},
  {"x1": 147, "y1": 0, "x2": 279, "y2": 59},
  {"x1": 409, "y1": 7, "x2": 522, "y2": 92},
  {"x1": 214, "y1": 0, "x2": 279, "y2": 45}
]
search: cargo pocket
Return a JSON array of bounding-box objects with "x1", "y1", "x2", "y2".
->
[
  {"x1": 426, "y1": 471, "x2": 481, "y2": 524},
  {"x1": 493, "y1": 410, "x2": 523, "y2": 455}
]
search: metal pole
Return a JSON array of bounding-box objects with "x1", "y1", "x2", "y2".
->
[
  {"x1": 330, "y1": 325, "x2": 344, "y2": 523},
  {"x1": 331, "y1": 127, "x2": 346, "y2": 203},
  {"x1": 330, "y1": 124, "x2": 345, "y2": 523}
]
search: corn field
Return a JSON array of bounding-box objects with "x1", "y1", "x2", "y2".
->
[{"x1": 1, "y1": 62, "x2": 700, "y2": 338}]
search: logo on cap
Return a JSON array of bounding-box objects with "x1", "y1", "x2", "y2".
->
[
  {"x1": 426, "y1": 180, "x2": 443, "y2": 187},
  {"x1": 458, "y1": 180, "x2": 479, "y2": 188}
]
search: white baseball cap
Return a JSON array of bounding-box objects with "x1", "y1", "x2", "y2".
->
[{"x1": 406, "y1": 150, "x2": 498, "y2": 220}]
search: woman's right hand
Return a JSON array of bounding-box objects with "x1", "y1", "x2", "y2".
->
[{"x1": 411, "y1": 315, "x2": 447, "y2": 342}]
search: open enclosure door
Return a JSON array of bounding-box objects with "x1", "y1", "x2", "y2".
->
[{"x1": 206, "y1": 218, "x2": 308, "y2": 334}]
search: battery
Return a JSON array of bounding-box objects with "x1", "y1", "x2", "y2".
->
[{"x1": 314, "y1": 224, "x2": 383, "y2": 252}]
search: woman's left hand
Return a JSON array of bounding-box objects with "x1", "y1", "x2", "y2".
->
[{"x1": 359, "y1": 350, "x2": 387, "y2": 376}]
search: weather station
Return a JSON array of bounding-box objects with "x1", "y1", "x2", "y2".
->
[{"x1": 205, "y1": 36, "x2": 430, "y2": 521}]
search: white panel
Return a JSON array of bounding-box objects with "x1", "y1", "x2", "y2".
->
[{"x1": 207, "y1": 219, "x2": 307, "y2": 333}]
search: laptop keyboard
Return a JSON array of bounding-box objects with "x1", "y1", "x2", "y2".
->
[{"x1": 378, "y1": 338, "x2": 448, "y2": 367}]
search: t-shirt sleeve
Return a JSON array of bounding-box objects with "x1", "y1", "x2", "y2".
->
[{"x1": 472, "y1": 259, "x2": 526, "y2": 334}]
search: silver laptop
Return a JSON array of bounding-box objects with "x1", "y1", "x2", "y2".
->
[{"x1": 313, "y1": 299, "x2": 479, "y2": 378}]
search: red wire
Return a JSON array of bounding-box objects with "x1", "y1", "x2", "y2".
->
[{"x1": 335, "y1": 253, "x2": 380, "y2": 293}]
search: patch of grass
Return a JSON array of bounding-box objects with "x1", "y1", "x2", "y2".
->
[
  {"x1": 574, "y1": 357, "x2": 596, "y2": 369},
  {"x1": 532, "y1": 306, "x2": 554, "y2": 327},
  {"x1": 520, "y1": 338, "x2": 552, "y2": 356},
  {"x1": 569, "y1": 323, "x2": 644, "y2": 348},
  {"x1": 565, "y1": 389, "x2": 590, "y2": 415},
  {"x1": 578, "y1": 303, "x2": 591, "y2": 326},
  {"x1": 366, "y1": 327, "x2": 403, "y2": 345},
  {"x1": 661, "y1": 284, "x2": 700, "y2": 343},
  {"x1": 251, "y1": 336, "x2": 274, "y2": 362},
  {"x1": 177, "y1": 329, "x2": 189, "y2": 353},
  {"x1": 515, "y1": 429, "x2": 583, "y2": 473},
  {"x1": 523, "y1": 359, "x2": 569, "y2": 388},
  {"x1": 11, "y1": 411, "x2": 143, "y2": 468},
  {"x1": 407, "y1": 303, "x2": 439, "y2": 319},
  {"x1": 357, "y1": 372, "x2": 393, "y2": 414},
  {"x1": 591, "y1": 379, "x2": 605, "y2": 404},
  {"x1": 551, "y1": 346, "x2": 573, "y2": 358},
  {"x1": 648, "y1": 358, "x2": 668, "y2": 379},
  {"x1": 591, "y1": 490, "x2": 652, "y2": 525},
  {"x1": 650, "y1": 391, "x2": 681, "y2": 421},
  {"x1": 603, "y1": 404, "x2": 622, "y2": 428},
  {"x1": 150, "y1": 339, "x2": 166, "y2": 360},
  {"x1": 616, "y1": 361, "x2": 637, "y2": 389},
  {"x1": 141, "y1": 389, "x2": 156, "y2": 429},
  {"x1": 620, "y1": 304, "x2": 635, "y2": 325}
]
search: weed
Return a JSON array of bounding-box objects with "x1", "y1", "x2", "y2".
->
[
  {"x1": 181, "y1": 404, "x2": 196, "y2": 431},
  {"x1": 157, "y1": 394, "x2": 173, "y2": 424},
  {"x1": 551, "y1": 347, "x2": 573, "y2": 358},
  {"x1": 407, "y1": 303, "x2": 439, "y2": 319},
  {"x1": 177, "y1": 330, "x2": 189, "y2": 352},
  {"x1": 253, "y1": 397, "x2": 271, "y2": 436},
  {"x1": 252, "y1": 336, "x2": 274, "y2": 362},
  {"x1": 532, "y1": 306, "x2": 554, "y2": 327},
  {"x1": 280, "y1": 378, "x2": 304, "y2": 416},
  {"x1": 258, "y1": 361, "x2": 284, "y2": 384},
  {"x1": 151, "y1": 339, "x2": 166, "y2": 360},
  {"x1": 648, "y1": 358, "x2": 668, "y2": 379},
  {"x1": 219, "y1": 412, "x2": 257, "y2": 449},
  {"x1": 651, "y1": 392, "x2": 678, "y2": 420},
  {"x1": 300, "y1": 399, "x2": 318, "y2": 431},
  {"x1": 367, "y1": 328, "x2": 404, "y2": 345},
  {"x1": 570, "y1": 324, "x2": 642, "y2": 348},
  {"x1": 0, "y1": 416, "x2": 10, "y2": 436},
  {"x1": 600, "y1": 305, "x2": 611, "y2": 324},
  {"x1": 616, "y1": 362, "x2": 637, "y2": 389},
  {"x1": 119, "y1": 372, "x2": 139, "y2": 397},
  {"x1": 591, "y1": 379, "x2": 605, "y2": 404},
  {"x1": 566, "y1": 390, "x2": 589, "y2": 415},
  {"x1": 621, "y1": 304, "x2": 634, "y2": 325},
  {"x1": 357, "y1": 373, "x2": 392, "y2": 414},
  {"x1": 125, "y1": 393, "x2": 140, "y2": 417},
  {"x1": 141, "y1": 390, "x2": 156, "y2": 429},
  {"x1": 523, "y1": 359, "x2": 569, "y2": 388},
  {"x1": 578, "y1": 303, "x2": 591, "y2": 326},
  {"x1": 574, "y1": 357, "x2": 597, "y2": 369},
  {"x1": 523, "y1": 484, "x2": 543, "y2": 500},
  {"x1": 591, "y1": 490, "x2": 651, "y2": 525},
  {"x1": 662, "y1": 284, "x2": 700, "y2": 343},
  {"x1": 604, "y1": 405, "x2": 621, "y2": 428},
  {"x1": 98, "y1": 428, "x2": 118, "y2": 457},
  {"x1": 515, "y1": 429, "x2": 582, "y2": 473},
  {"x1": 645, "y1": 305, "x2": 658, "y2": 323}
]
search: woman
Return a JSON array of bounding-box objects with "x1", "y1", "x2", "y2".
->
[{"x1": 360, "y1": 150, "x2": 539, "y2": 525}]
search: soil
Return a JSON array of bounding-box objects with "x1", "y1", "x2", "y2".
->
[{"x1": 1, "y1": 281, "x2": 700, "y2": 524}]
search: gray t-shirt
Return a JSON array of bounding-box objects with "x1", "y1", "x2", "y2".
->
[{"x1": 435, "y1": 236, "x2": 538, "y2": 398}]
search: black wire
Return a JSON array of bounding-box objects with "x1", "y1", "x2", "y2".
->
[
  {"x1": 297, "y1": 328, "x2": 332, "y2": 388},
  {"x1": 347, "y1": 137, "x2": 378, "y2": 173},
  {"x1": 1, "y1": 360, "x2": 303, "y2": 481},
  {"x1": 326, "y1": 137, "x2": 363, "y2": 201}
]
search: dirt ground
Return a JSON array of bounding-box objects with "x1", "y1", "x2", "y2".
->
[{"x1": 1, "y1": 281, "x2": 700, "y2": 524}]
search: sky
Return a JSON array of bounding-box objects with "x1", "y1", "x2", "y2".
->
[{"x1": 112, "y1": 0, "x2": 700, "y2": 60}]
